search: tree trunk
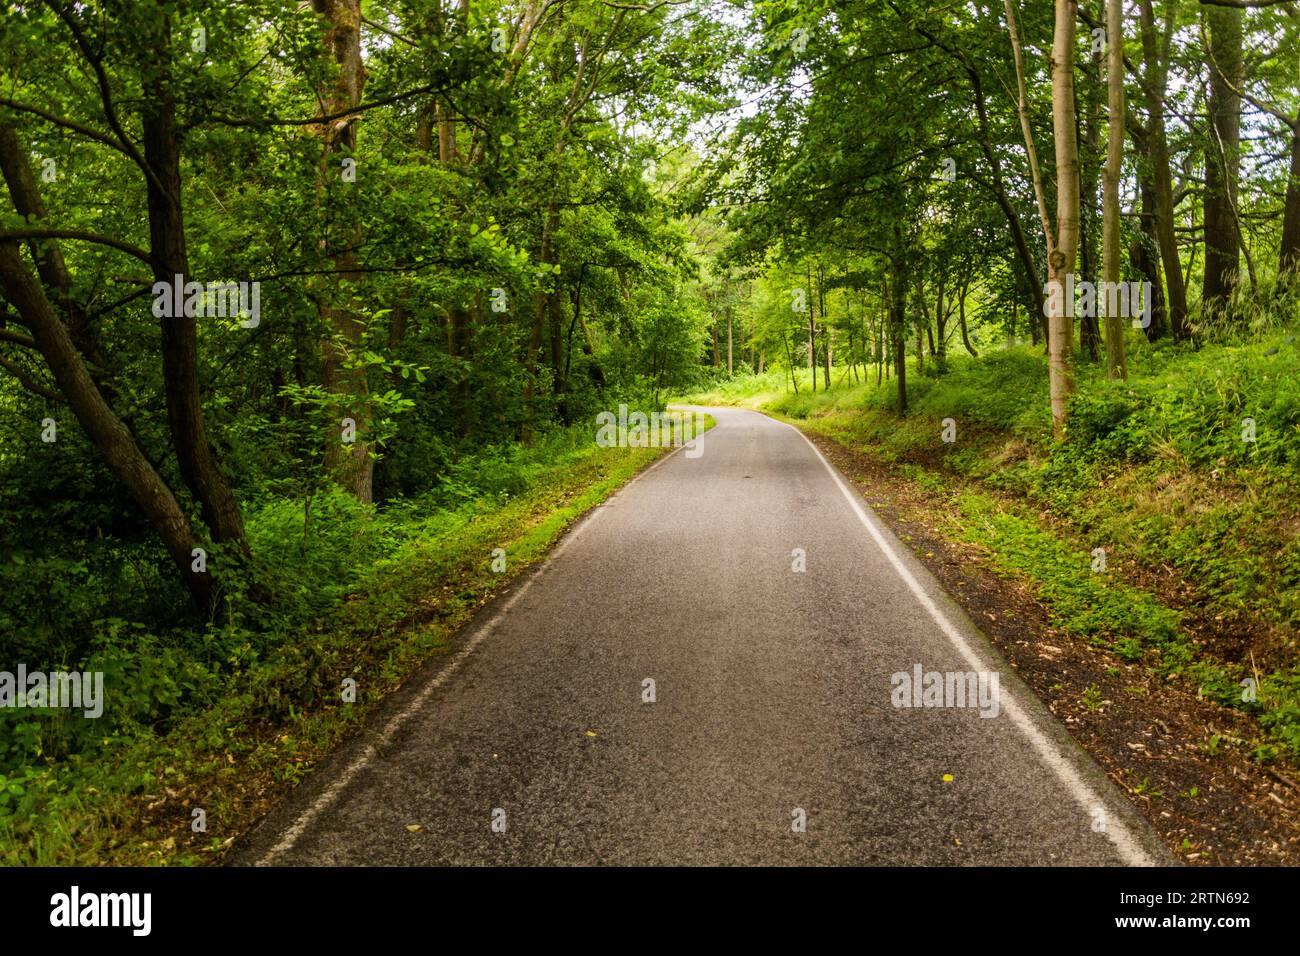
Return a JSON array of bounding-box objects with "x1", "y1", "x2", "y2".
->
[
  {"x1": 1132, "y1": 175, "x2": 1170, "y2": 340},
  {"x1": 806, "y1": 268, "x2": 816, "y2": 392},
  {"x1": 818, "y1": 268, "x2": 830, "y2": 389},
  {"x1": 1203, "y1": 2, "x2": 1243, "y2": 316},
  {"x1": 958, "y1": 275, "x2": 978, "y2": 357},
  {"x1": 727, "y1": 309, "x2": 733, "y2": 376},
  {"x1": 447, "y1": 302, "x2": 472, "y2": 437},
  {"x1": 1080, "y1": 7, "x2": 1103, "y2": 363},
  {"x1": 1103, "y1": 0, "x2": 1128, "y2": 379},
  {"x1": 1138, "y1": 0, "x2": 1189, "y2": 339},
  {"x1": 1006, "y1": 0, "x2": 1069, "y2": 371},
  {"x1": 889, "y1": 257, "x2": 908, "y2": 414},
  {"x1": 876, "y1": 291, "x2": 885, "y2": 385},
  {"x1": 1280, "y1": 121, "x2": 1300, "y2": 282},
  {"x1": 140, "y1": 20, "x2": 251, "y2": 548},
  {"x1": 313, "y1": 0, "x2": 372, "y2": 500},
  {"x1": 548, "y1": 286, "x2": 564, "y2": 380},
  {"x1": 782, "y1": 330, "x2": 799, "y2": 394},
  {"x1": 522, "y1": 199, "x2": 561, "y2": 437},
  {"x1": 1048, "y1": 0, "x2": 1081, "y2": 438}
]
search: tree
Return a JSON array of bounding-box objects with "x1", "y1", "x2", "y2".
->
[
  {"x1": 1005, "y1": 0, "x2": 1080, "y2": 436},
  {"x1": 1103, "y1": 0, "x2": 1129, "y2": 379},
  {"x1": 312, "y1": 0, "x2": 373, "y2": 501},
  {"x1": 1202, "y1": 1, "x2": 1245, "y2": 315},
  {"x1": 1137, "y1": 0, "x2": 1191, "y2": 340}
]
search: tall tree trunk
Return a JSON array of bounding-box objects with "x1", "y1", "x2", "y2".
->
[
  {"x1": 1138, "y1": 0, "x2": 1189, "y2": 339},
  {"x1": 1006, "y1": 0, "x2": 1060, "y2": 357},
  {"x1": 727, "y1": 308, "x2": 733, "y2": 376},
  {"x1": 818, "y1": 268, "x2": 830, "y2": 389},
  {"x1": 876, "y1": 289, "x2": 885, "y2": 386},
  {"x1": 957, "y1": 274, "x2": 978, "y2": 357},
  {"x1": 1048, "y1": 0, "x2": 1081, "y2": 437},
  {"x1": 1132, "y1": 175, "x2": 1170, "y2": 340},
  {"x1": 889, "y1": 256, "x2": 908, "y2": 413},
  {"x1": 313, "y1": 0, "x2": 372, "y2": 501},
  {"x1": 522, "y1": 200, "x2": 560, "y2": 438},
  {"x1": 427, "y1": 5, "x2": 473, "y2": 437},
  {"x1": 1203, "y1": 2, "x2": 1243, "y2": 316},
  {"x1": 1103, "y1": 0, "x2": 1128, "y2": 379},
  {"x1": 1080, "y1": 7, "x2": 1103, "y2": 363},
  {"x1": 806, "y1": 268, "x2": 816, "y2": 392},
  {"x1": 935, "y1": 282, "x2": 948, "y2": 370},
  {"x1": 140, "y1": 17, "x2": 250, "y2": 548},
  {"x1": 548, "y1": 284, "x2": 564, "y2": 379},
  {"x1": 1008, "y1": 0, "x2": 1077, "y2": 432},
  {"x1": 782, "y1": 330, "x2": 799, "y2": 393},
  {"x1": 447, "y1": 302, "x2": 472, "y2": 437},
  {"x1": 1280, "y1": 121, "x2": 1300, "y2": 282}
]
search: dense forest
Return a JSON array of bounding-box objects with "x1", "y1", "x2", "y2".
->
[{"x1": 0, "y1": 0, "x2": 1297, "y2": 865}]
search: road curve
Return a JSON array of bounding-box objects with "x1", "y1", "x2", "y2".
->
[{"x1": 235, "y1": 406, "x2": 1171, "y2": 866}]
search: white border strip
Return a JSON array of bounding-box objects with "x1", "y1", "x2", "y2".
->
[{"x1": 782, "y1": 419, "x2": 1158, "y2": 866}]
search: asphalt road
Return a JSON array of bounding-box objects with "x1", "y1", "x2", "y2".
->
[{"x1": 235, "y1": 406, "x2": 1171, "y2": 866}]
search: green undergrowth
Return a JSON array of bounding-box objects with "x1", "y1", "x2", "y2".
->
[{"x1": 930, "y1": 478, "x2": 1299, "y2": 763}]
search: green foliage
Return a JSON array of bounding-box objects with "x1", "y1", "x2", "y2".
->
[{"x1": 950, "y1": 490, "x2": 1185, "y2": 659}]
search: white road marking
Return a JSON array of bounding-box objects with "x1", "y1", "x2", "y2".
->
[{"x1": 781, "y1": 417, "x2": 1159, "y2": 867}]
